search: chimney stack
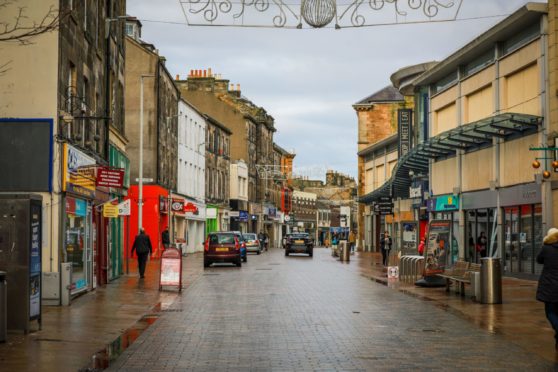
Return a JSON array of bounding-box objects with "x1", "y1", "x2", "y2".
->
[
  {"x1": 176, "y1": 74, "x2": 180, "y2": 80},
  {"x1": 208, "y1": 68, "x2": 212, "y2": 77}
]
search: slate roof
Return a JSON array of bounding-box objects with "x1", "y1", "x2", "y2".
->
[{"x1": 354, "y1": 85, "x2": 404, "y2": 105}]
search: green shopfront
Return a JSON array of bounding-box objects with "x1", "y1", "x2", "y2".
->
[{"x1": 108, "y1": 145, "x2": 130, "y2": 281}]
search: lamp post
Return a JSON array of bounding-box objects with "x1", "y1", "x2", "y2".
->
[{"x1": 138, "y1": 74, "x2": 155, "y2": 231}]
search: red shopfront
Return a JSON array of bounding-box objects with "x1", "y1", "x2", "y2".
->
[{"x1": 126, "y1": 185, "x2": 169, "y2": 260}]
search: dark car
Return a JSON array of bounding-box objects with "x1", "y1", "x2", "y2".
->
[
  {"x1": 228, "y1": 231, "x2": 248, "y2": 262},
  {"x1": 204, "y1": 232, "x2": 242, "y2": 267},
  {"x1": 285, "y1": 233, "x2": 313, "y2": 257}
]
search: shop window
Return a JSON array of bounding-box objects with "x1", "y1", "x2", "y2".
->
[
  {"x1": 502, "y1": 22, "x2": 539, "y2": 56},
  {"x1": 462, "y1": 49, "x2": 494, "y2": 78},
  {"x1": 433, "y1": 71, "x2": 458, "y2": 94}
]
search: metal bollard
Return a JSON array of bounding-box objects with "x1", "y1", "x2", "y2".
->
[
  {"x1": 481, "y1": 258, "x2": 502, "y2": 304},
  {"x1": 0, "y1": 271, "x2": 6, "y2": 342},
  {"x1": 342, "y1": 243, "x2": 350, "y2": 262},
  {"x1": 61, "y1": 263, "x2": 72, "y2": 306}
]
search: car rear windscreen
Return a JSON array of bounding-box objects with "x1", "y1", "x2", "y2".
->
[
  {"x1": 209, "y1": 234, "x2": 236, "y2": 244},
  {"x1": 244, "y1": 234, "x2": 257, "y2": 240}
]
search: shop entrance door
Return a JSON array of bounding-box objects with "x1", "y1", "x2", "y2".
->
[{"x1": 504, "y1": 205, "x2": 543, "y2": 276}]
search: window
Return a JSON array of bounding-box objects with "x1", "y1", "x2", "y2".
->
[
  {"x1": 434, "y1": 71, "x2": 458, "y2": 94},
  {"x1": 502, "y1": 22, "x2": 539, "y2": 56},
  {"x1": 125, "y1": 24, "x2": 134, "y2": 37},
  {"x1": 463, "y1": 49, "x2": 494, "y2": 78}
]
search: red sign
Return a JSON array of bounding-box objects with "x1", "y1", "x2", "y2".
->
[
  {"x1": 171, "y1": 199, "x2": 185, "y2": 212},
  {"x1": 159, "y1": 247, "x2": 182, "y2": 291},
  {"x1": 183, "y1": 202, "x2": 198, "y2": 213},
  {"x1": 96, "y1": 167, "x2": 125, "y2": 188}
]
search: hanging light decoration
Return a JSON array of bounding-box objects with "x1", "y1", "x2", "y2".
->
[{"x1": 301, "y1": 0, "x2": 336, "y2": 28}]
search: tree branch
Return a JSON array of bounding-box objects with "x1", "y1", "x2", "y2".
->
[{"x1": 0, "y1": 3, "x2": 67, "y2": 45}]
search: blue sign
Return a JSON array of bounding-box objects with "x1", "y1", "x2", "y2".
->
[
  {"x1": 75, "y1": 199, "x2": 87, "y2": 216},
  {"x1": 239, "y1": 210, "x2": 249, "y2": 222}
]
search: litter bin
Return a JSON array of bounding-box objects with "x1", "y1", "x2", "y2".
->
[
  {"x1": 341, "y1": 243, "x2": 350, "y2": 263},
  {"x1": 0, "y1": 271, "x2": 6, "y2": 342},
  {"x1": 480, "y1": 257, "x2": 502, "y2": 304}
]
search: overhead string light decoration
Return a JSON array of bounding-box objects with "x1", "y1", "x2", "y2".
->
[{"x1": 179, "y1": 0, "x2": 463, "y2": 29}]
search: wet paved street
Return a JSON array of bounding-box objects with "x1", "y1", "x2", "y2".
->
[{"x1": 109, "y1": 248, "x2": 555, "y2": 371}]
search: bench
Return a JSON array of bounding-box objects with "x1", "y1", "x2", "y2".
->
[{"x1": 438, "y1": 261, "x2": 481, "y2": 296}]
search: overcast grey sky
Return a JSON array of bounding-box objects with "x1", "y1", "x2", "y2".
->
[{"x1": 127, "y1": 0, "x2": 539, "y2": 180}]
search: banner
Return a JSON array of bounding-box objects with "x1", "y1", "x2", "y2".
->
[
  {"x1": 96, "y1": 167, "x2": 125, "y2": 188},
  {"x1": 398, "y1": 108, "x2": 412, "y2": 157},
  {"x1": 63, "y1": 144, "x2": 96, "y2": 198},
  {"x1": 424, "y1": 220, "x2": 451, "y2": 276}
]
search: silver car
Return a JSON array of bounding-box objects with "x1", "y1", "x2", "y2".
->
[{"x1": 243, "y1": 233, "x2": 262, "y2": 254}]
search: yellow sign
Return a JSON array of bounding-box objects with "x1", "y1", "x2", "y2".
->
[{"x1": 103, "y1": 203, "x2": 119, "y2": 218}]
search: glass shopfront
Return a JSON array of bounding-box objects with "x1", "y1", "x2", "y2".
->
[
  {"x1": 503, "y1": 204, "x2": 543, "y2": 276},
  {"x1": 65, "y1": 197, "x2": 91, "y2": 293},
  {"x1": 465, "y1": 208, "x2": 498, "y2": 263}
]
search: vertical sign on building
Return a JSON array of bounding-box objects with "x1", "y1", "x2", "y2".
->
[{"x1": 398, "y1": 109, "x2": 412, "y2": 157}]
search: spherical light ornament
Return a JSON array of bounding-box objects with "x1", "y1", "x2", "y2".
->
[
  {"x1": 552, "y1": 160, "x2": 558, "y2": 169},
  {"x1": 301, "y1": 0, "x2": 336, "y2": 28},
  {"x1": 543, "y1": 170, "x2": 551, "y2": 179},
  {"x1": 532, "y1": 160, "x2": 541, "y2": 169}
]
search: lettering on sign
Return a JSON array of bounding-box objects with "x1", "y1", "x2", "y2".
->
[
  {"x1": 398, "y1": 109, "x2": 412, "y2": 157},
  {"x1": 96, "y1": 167, "x2": 125, "y2": 188}
]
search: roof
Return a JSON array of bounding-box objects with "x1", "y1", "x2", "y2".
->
[
  {"x1": 358, "y1": 134, "x2": 398, "y2": 157},
  {"x1": 273, "y1": 143, "x2": 294, "y2": 156},
  {"x1": 414, "y1": 2, "x2": 547, "y2": 86},
  {"x1": 354, "y1": 85, "x2": 404, "y2": 106}
]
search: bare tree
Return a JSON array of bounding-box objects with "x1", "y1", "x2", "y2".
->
[{"x1": 0, "y1": 0, "x2": 62, "y2": 45}]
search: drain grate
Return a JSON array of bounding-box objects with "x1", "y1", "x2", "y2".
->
[{"x1": 162, "y1": 309, "x2": 183, "y2": 313}]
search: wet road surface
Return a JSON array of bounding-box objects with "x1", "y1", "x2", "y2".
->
[{"x1": 108, "y1": 248, "x2": 555, "y2": 371}]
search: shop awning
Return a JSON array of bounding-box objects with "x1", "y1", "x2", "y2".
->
[{"x1": 358, "y1": 113, "x2": 542, "y2": 204}]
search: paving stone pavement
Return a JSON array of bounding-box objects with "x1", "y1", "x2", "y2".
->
[{"x1": 108, "y1": 248, "x2": 556, "y2": 371}]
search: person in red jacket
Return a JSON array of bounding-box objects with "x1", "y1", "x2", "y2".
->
[{"x1": 418, "y1": 237, "x2": 426, "y2": 256}]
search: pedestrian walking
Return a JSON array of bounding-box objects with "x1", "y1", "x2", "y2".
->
[
  {"x1": 476, "y1": 231, "x2": 488, "y2": 258},
  {"x1": 381, "y1": 231, "x2": 392, "y2": 266},
  {"x1": 258, "y1": 231, "x2": 265, "y2": 251},
  {"x1": 162, "y1": 228, "x2": 170, "y2": 249},
  {"x1": 349, "y1": 230, "x2": 356, "y2": 253},
  {"x1": 418, "y1": 237, "x2": 426, "y2": 256},
  {"x1": 264, "y1": 232, "x2": 269, "y2": 251},
  {"x1": 536, "y1": 227, "x2": 558, "y2": 350},
  {"x1": 132, "y1": 228, "x2": 153, "y2": 279}
]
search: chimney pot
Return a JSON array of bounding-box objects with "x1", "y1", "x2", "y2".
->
[
  {"x1": 203, "y1": 70, "x2": 207, "y2": 77},
  {"x1": 176, "y1": 74, "x2": 180, "y2": 80},
  {"x1": 230, "y1": 84, "x2": 234, "y2": 91},
  {"x1": 189, "y1": 69, "x2": 194, "y2": 77},
  {"x1": 236, "y1": 84, "x2": 240, "y2": 92}
]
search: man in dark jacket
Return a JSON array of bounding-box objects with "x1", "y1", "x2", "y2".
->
[
  {"x1": 162, "y1": 228, "x2": 170, "y2": 249},
  {"x1": 537, "y1": 227, "x2": 558, "y2": 349},
  {"x1": 132, "y1": 228, "x2": 153, "y2": 279}
]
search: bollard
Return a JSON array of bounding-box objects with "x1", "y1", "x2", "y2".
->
[
  {"x1": 61, "y1": 263, "x2": 72, "y2": 306},
  {"x1": 0, "y1": 271, "x2": 6, "y2": 342},
  {"x1": 480, "y1": 257, "x2": 502, "y2": 304},
  {"x1": 342, "y1": 243, "x2": 350, "y2": 262}
]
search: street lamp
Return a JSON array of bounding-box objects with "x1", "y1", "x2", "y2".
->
[{"x1": 138, "y1": 74, "x2": 155, "y2": 231}]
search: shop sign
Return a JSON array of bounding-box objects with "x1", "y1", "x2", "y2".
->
[
  {"x1": 171, "y1": 199, "x2": 185, "y2": 212},
  {"x1": 159, "y1": 196, "x2": 168, "y2": 214},
  {"x1": 239, "y1": 210, "x2": 249, "y2": 222},
  {"x1": 284, "y1": 214, "x2": 291, "y2": 222},
  {"x1": 229, "y1": 211, "x2": 240, "y2": 217},
  {"x1": 428, "y1": 195, "x2": 459, "y2": 212},
  {"x1": 206, "y1": 208, "x2": 217, "y2": 219},
  {"x1": 398, "y1": 109, "x2": 412, "y2": 157},
  {"x1": 103, "y1": 203, "x2": 119, "y2": 218},
  {"x1": 63, "y1": 144, "x2": 96, "y2": 199},
  {"x1": 409, "y1": 185, "x2": 422, "y2": 199},
  {"x1": 118, "y1": 199, "x2": 131, "y2": 216},
  {"x1": 184, "y1": 202, "x2": 199, "y2": 213},
  {"x1": 96, "y1": 167, "x2": 125, "y2": 188},
  {"x1": 268, "y1": 207, "x2": 277, "y2": 218}
]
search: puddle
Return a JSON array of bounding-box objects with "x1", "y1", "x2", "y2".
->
[{"x1": 79, "y1": 303, "x2": 163, "y2": 371}]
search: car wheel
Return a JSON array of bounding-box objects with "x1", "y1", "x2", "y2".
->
[
  {"x1": 236, "y1": 259, "x2": 242, "y2": 267},
  {"x1": 204, "y1": 260, "x2": 211, "y2": 268},
  {"x1": 243, "y1": 255, "x2": 247, "y2": 263},
  {"x1": 285, "y1": 249, "x2": 289, "y2": 256},
  {"x1": 309, "y1": 249, "x2": 313, "y2": 257}
]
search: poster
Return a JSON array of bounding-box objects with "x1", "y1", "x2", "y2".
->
[
  {"x1": 160, "y1": 258, "x2": 180, "y2": 286},
  {"x1": 30, "y1": 211, "x2": 41, "y2": 319},
  {"x1": 424, "y1": 220, "x2": 451, "y2": 276}
]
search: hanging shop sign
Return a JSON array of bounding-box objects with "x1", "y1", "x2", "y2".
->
[
  {"x1": 118, "y1": 199, "x2": 131, "y2": 216},
  {"x1": 424, "y1": 220, "x2": 451, "y2": 276},
  {"x1": 409, "y1": 185, "x2": 422, "y2": 199},
  {"x1": 229, "y1": 211, "x2": 240, "y2": 217},
  {"x1": 63, "y1": 144, "x2": 96, "y2": 199},
  {"x1": 427, "y1": 195, "x2": 459, "y2": 212},
  {"x1": 171, "y1": 199, "x2": 185, "y2": 212},
  {"x1": 159, "y1": 247, "x2": 182, "y2": 292},
  {"x1": 159, "y1": 196, "x2": 168, "y2": 214},
  {"x1": 398, "y1": 109, "x2": 412, "y2": 157},
  {"x1": 103, "y1": 203, "x2": 119, "y2": 218},
  {"x1": 96, "y1": 167, "x2": 125, "y2": 188},
  {"x1": 239, "y1": 210, "x2": 249, "y2": 222}
]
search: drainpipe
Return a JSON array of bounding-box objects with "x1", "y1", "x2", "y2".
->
[
  {"x1": 457, "y1": 67, "x2": 465, "y2": 261},
  {"x1": 494, "y1": 42, "x2": 503, "y2": 260},
  {"x1": 541, "y1": 15, "x2": 552, "y2": 234}
]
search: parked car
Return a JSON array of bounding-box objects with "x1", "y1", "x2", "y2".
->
[
  {"x1": 285, "y1": 233, "x2": 313, "y2": 257},
  {"x1": 243, "y1": 233, "x2": 261, "y2": 254},
  {"x1": 204, "y1": 232, "x2": 242, "y2": 267},
  {"x1": 228, "y1": 231, "x2": 248, "y2": 262}
]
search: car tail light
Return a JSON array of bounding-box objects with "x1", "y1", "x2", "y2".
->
[
  {"x1": 235, "y1": 237, "x2": 240, "y2": 251},
  {"x1": 204, "y1": 239, "x2": 209, "y2": 252}
]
